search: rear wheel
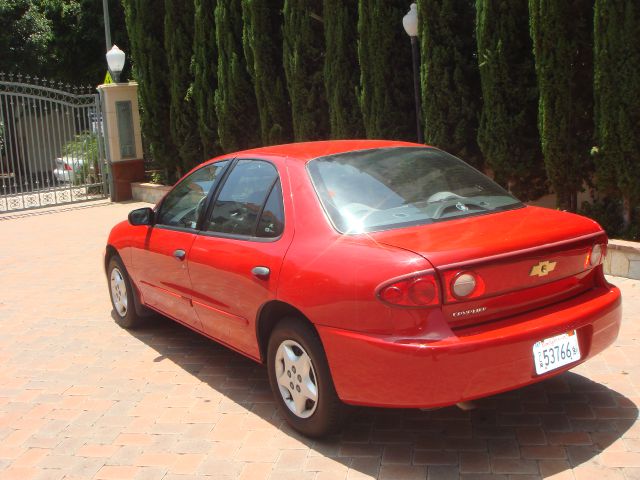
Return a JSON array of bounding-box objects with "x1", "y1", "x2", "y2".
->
[
  {"x1": 107, "y1": 256, "x2": 145, "y2": 329},
  {"x1": 267, "y1": 318, "x2": 344, "y2": 437}
]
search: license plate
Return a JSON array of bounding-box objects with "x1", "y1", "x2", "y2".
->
[{"x1": 533, "y1": 330, "x2": 581, "y2": 375}]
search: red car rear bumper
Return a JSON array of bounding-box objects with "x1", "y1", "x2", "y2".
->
[{"x1": 318, "y1": 284, "x2": 621, "y2": 408}]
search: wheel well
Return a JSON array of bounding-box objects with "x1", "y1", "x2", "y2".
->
[
  {"x1": 256, "y1": 301, "x2": 315, "y2": 363},
  {"x1": 104, "y1": 246, "x2": 149, "y2": 317},
  {"x1": 104, "y1": 245, "x2": 118, "y2": 274}
]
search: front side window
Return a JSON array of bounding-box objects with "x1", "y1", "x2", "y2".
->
[
  {"x1": 156, "y1": 160, "x2": 229, "y2": 229},
  {"x1": 307, "y1": 147, "x2": 522, "y2": 233},
  {"x1": 205, "y1": 160, "x2": 280, "y2": 236}
]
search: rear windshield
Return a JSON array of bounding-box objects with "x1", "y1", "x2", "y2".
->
[{"x1": 307, "y1": 147, "x2": 522, "y2": 233}]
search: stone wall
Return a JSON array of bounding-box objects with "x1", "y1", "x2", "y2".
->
[
  {"x1": 604, "y1": 239, "x2": 640, "y2": 280},
  {"x1": 130, "y1": 182, "x2": 171, "y2": 206}
]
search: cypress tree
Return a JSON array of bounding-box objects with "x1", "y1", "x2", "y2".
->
[
  {"x1": 358, "y1": 0, "x2": 415, "y2": 141},
  {"x1": 283, "y1": 0, "x2": 329, "y2": 141},
  {"x1": 324, "y1": 0, "x2": 364, "y2": 139},
  {"x1": 215, "y1": 0, "x2": 260, "y2": 152},
  {"x1": 529, "y1": 0, "x2": 594, "y2": 212},
  {"x1": 164, "y1": 0, "x2": 201, "y2": 175},
  {"x1": 121, "y1": 0, "x2": 178, "y2": 178},
  {"x1": 418, "y1": 0, "x2": 483, "y2": 168},
  {"x1": 242, "y1": 0, "x2": 292, "y2": 145},
  {"x1": 476, "y1": 0, "x2": 546, "y2": 200},
  {"x1": 594, "y1": 1, "x2": 640, "y2": 230},
  {"x1": 193, "y1": 0, "x2": 220, "y2": 159}
]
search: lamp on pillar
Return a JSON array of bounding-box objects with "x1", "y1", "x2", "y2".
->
[
  {"x1": 98, "y1": 43, "x2": 143, "y2": 202},
  {"x1": 402, "y1": 3, "x2": 423, "y2": 144},
  {"x1": 106, "y1": 45, "x2": 126, "y2": 83}
]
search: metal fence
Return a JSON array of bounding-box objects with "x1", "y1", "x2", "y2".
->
[{"x1": 0, "y1": 73, "x2": 109, "y2": 212}]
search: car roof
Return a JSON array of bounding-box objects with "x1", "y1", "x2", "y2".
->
[{"x1": 221, "y1": 139, "x2": 431, "y2": 163}]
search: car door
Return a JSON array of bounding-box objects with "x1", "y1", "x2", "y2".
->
[
  {"x1": 188, "y1": 158, "x2": 293, "y2": 359},
  {"x1": 131, "y1": 160, "x2": 230, "y2": 330}
]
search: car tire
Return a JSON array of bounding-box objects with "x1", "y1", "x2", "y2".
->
[
  {"x1": 107, "y1": 255, "x2": 145, "y2": 329},
  {"x1": 267, "y1": 317, "x2": 344, "y2": 437}
]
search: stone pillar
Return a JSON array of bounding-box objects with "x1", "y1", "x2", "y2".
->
[{"x1": 96, "y1": 82, "x2": 144, "y2": 201}]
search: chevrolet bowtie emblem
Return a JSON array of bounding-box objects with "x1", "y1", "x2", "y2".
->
[{"x1": 530, "y1": 260, "x2": 557, "y2": 277}]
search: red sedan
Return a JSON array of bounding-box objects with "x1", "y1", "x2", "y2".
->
[{"x1": 105, "y1": 140, "x2": 621, "y2": 437}]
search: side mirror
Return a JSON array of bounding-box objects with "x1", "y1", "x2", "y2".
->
[{"x1": 128, "y1": 207, "x2": 154, "y2": 226}]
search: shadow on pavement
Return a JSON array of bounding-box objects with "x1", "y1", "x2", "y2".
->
[{"x1": 123, "y1": 312, "x2": 638, "y2": 477}]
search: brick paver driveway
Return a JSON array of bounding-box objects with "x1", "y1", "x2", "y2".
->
[{"x1": 0, "y1": 200, "x2": 638, "y2": 480}]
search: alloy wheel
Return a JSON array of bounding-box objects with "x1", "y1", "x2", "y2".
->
[
  {"x1": 110, "y1": 267, "x2": 128, "y2": 317},
  {"x1": 274, "y1": 339, "x2": 319, "y2": 418}
]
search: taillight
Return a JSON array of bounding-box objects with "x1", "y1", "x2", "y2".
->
[
  {"x1": 377, "y1": 273, "x2": 440, "y2": 307},
  {"x1": 587, "y1": 243, "x2": 605, "y2": 267},
  {"x1": 64, "y1": 163, "x2": 73, "y2": 171},
  {"x1": 441, "y1": 269, "x2": 486, "y2": 303},
  {"x1": 451, "y1": 272, "x2": 477, "y2": 299}
]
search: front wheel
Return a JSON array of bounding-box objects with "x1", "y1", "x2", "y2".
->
[
  {"x1": 107, "y1": 256, "x2": 145, "y2": 329},
  {"x1": 267, "y1": 318, "x2": 344, "y2": 437}
]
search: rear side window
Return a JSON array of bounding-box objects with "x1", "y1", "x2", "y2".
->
[
  {"x1": 307, "y1": 147, "x2": 522, "y2": 233},
  {"x1": 256, "y1": 180, "x2": 284, "y2": 238},
  {"x1": 205, "y1": 160, "x2": 280, "y2": 237}
]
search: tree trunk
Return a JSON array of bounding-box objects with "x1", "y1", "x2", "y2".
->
[{"x1": 556, "y1": 189, "x2": 578, "y2": 212}]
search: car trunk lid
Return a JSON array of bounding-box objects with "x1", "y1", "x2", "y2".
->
[{"x1": 370, "y1": 206, "x2": 607, "y2": 328}]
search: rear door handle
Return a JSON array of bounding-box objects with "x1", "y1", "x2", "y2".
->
[
  {"x1": 173, "y1": 249, "x2": 186, "y2": 261},
  {"x1": 251, "y1": 266, "x2": 270, "y2": 279}
]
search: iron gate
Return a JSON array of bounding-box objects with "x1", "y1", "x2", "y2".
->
[{"x1": 0, "y1": 73, "x2": 109, "y2": 212}]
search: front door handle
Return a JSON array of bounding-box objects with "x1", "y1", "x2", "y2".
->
[
  {"x1": 173, "y1": 249, "x2": 186, "y2": 261},
  {"x1": 251, "y1": 266, "x2": 270, "y2": 280}
]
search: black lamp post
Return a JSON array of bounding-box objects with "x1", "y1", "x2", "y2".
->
[
  {"x1": 402, "y1": 3, "x2": 423, "y2": 144},
  {"x1": 102, "y1": 0, "x2": 112, "y2": 52}
]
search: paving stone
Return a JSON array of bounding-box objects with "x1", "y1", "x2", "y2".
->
[
  {"x1": 460, "y1": 452, "x2": 491, "y2": 474},
  {"x1": 0, "y1": 201, "x2": 639, "y2": 480},
  {"x1": 573, "y1": 463, "x2": 626, "y2": 480},
  {"x1": 379, "y1": 465, "x2": 427, "y2": 480},
  {"x1": 599, "y1": 451, "x2": 640, "y2": 468},
  {"x1": 348, "y1": 457, "x2": 380, "y2": 479},
  {"x1": 428, "y1": 464, "x2": 462, "y2": 480},
  {"x1": 133, "y1": 466, "x2": 168, "y2": 480},
  {"x1": 197, "y1": 458, "x2": 243, "y2": 477},
  {"x1": 238, "y1": 462, "x2": 272, "y2": 480},
  {"x1": 338, "y1": 443, "x2": 383, "y2": 458},
  {"x1": 547, "y1": 432, "x2": 592, "y2": 446},
  {"x1": 622, "y1": 467, "x2": 640, "y2": 480},
  {"x1": 381, "y1": 445, "x2": 411, "y2": 465},
  {"x1": 516, "y1": 427, "x2": 547, "y2": 445},
  {"x1": 273, "y1": 449, "x2": 308, "y2": 472},
  {"x1": 95, "y1": 465, "x2": 141, "y2": 479},
  {"x1": 489, "y1": 439, "x2": 521, "y2": 458},
  {"x1": 520, "y1": 445, "x2": 567, "y2": 460},
  {"x1": 413, "y1": 450, "x2": 459, "y2": 465},
  {"x1": 538, "y1": 459, "x2": 574, "y2": 479},
  {"x1": 490, "y1": 457, "x2": 539, "y2": 475},
  {"x1": 169, "y1": 454, "x2": 206, "y2": 476},
  {"x1": 460, "y1": 475, "x2": 507, "y2": 480}
]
